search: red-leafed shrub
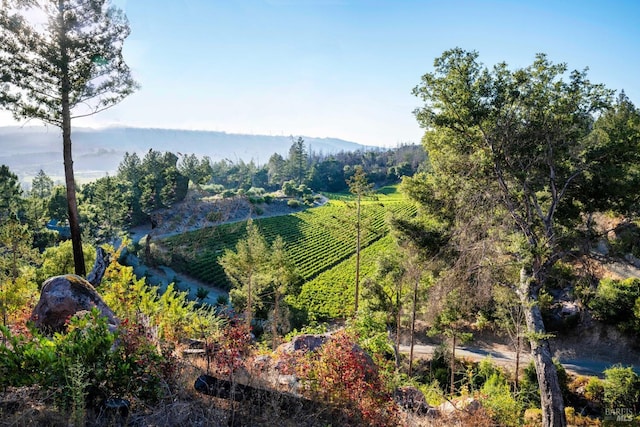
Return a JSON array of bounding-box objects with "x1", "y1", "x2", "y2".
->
[
  {"x1": 294, "y1": 330, "x2": 400, "y2": 426},
  {"x1": 208, "y1": 321, "x2": 253, "y2": 377}
]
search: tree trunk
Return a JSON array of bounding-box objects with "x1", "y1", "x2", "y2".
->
[
  {"x1": 408, "y1": 275, "x2": 418, "y2": 376},
  {"x1": 87, "y1": 247, "x2": 109, "y2": 287},
  {"x1": 59, "y1": 1, "x2": 85, "y2": 277},
  {"x1": 354, "y1": 192, "x2": 361, "y2": 314},
  {"x1": 519, "y1": 268, "x2": 566, "y2": 427},
  {"x1": 272, "y1": 287, "x2": 280, "y2": 350},
  {"x1": 395, "y1": 288, "x2": 401, "y2": 369},
  {"x1": 450, "y1": 334, "x2": 456, "y2": 395},
  {"x1": 515, "y1": 334, "x2": 521, "y2": 391},
  {"x1": 246, "y1": 275, "x2": 253, "y2": 331}
]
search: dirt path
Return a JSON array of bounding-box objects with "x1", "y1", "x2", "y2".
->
[{"x1": 129, "y1": 193, "x2": 329, "y2": 242}]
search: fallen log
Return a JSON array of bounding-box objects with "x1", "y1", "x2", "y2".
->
[{"x1": 194, "y1": 374, "x2": 322, "y2": 416}]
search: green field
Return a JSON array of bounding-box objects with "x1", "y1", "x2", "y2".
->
[
  {"x1": 291, "y1": 234, "x2": 396, "y2": 321},
  {"x1": 159, "y1": 186, "x2": 416, "y2": 291}
]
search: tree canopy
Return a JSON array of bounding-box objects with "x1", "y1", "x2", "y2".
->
[{"x1": 408, "y1": 47, "x2": 638, "y2": 427}]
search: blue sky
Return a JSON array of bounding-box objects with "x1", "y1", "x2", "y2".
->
[{"x1": 2, "y1": 0, "x2": 639, "y2": 147}]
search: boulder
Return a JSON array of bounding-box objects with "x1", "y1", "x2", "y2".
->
[
  {"x1": 437, "y1": 397, "x2": 483, "y2": 416},
  {"x1": 30, "y1": 274, "x2": 118, "y2": 333},
  {"x1": 30, "y1": 248, "x2": 116, "y2": 332},
  {"x1": 276, "y1": 333, "x2": 329, "y2": 354},
  {"x1": 394, "y1": 386, "x2": 431, "y2": 414}
]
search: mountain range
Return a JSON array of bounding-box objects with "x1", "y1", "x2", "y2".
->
[{"x1": 0, "y1": 126, "x2": 373, "y2": 187}]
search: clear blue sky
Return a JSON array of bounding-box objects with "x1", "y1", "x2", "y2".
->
[{"x1": 2, "y1": 0, "x2": 639, "y2": 147}]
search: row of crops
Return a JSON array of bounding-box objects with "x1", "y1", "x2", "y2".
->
[
  {"x1": 290, "y1": 234, "x2": 395, "y2": 321},
  {"x1": 157, "y1": 186, "x2": 417, "y2": 290}
]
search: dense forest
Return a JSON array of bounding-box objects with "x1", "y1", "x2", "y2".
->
[{"x1": 1, "y1": 1, "x2": 640, "y2": 426}]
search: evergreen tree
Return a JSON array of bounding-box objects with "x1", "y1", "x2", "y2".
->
[
  {"x1": 0, "y1": 165, "x2": 22, "y2": 220},
  {"x1": 411, "y1": 48, "x2": 616, "y2": 426},
  {"x1": 138, "y1": 150, "x2": 188, "y2": 214},
  {"x1": 347, "y1": 166, "x2": 373, "y2": 313},
  {"x1": 31, "y1": 169, "x2": 54, "y2": 199},
  {"x1": 267, "y1": 153, "x2": 286, "y2": 188},
  {"x1": 287, "y1": 136, "x2": 308, "y2": 185},
  {"x1": 80, "y1": 175, "x2": 129, "y2": 243},
  {"x1": 583, "y1": 91, "x2": 640, "y2": 213},
  {"x1": 266, "y1": 236, "x2": 298, "y2": 349},
  {"x1": 219, "y1": 221, "x2": 269, "y2": 330},
  {"x1": 47, "y1": 186, "x2": 69, "y2": 223},
  {"x1": 0, "y1": 0, "x2": 138, "y2": 276},
  {"x1": 27, "y1": 169, "x2": 54, "y2": 226},
  {"x1": 178, "y1": 154, "x2": 213, "y2": 187},
  {"x1": 117, "y1": 152, "x2": 145, "y2": 225},
  {"x1": 0, "y1": 218, "x2": 39, "y2": 328}
]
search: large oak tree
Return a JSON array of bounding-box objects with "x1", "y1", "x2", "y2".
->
[
  {"x1": 0, "y1": 0, "x2": 137, "y2": 275},
  {"x1": 411, "y1": 48, "x2": 622, "y2": 426}
]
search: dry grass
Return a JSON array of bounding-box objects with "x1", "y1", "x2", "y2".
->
[{"x1": 0, "y1": 354, "x2": 354, "y2": 427}]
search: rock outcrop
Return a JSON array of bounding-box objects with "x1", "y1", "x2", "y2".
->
[
  {"x1": 394, "y1": 385, "x2": 432, "y2": 414},
  {"x1": 30, "y1": 248, "x2": 117, "y2": 333}
]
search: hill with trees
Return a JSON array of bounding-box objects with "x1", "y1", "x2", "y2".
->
[{"x1": 0, "y1": 126, "x2": 387, "y2": 186}]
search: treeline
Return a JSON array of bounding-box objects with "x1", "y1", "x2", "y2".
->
[
  {"x1": 0, "y1": 139, "x2": 424, "y2": 246},
  {"x1": 187, "y1": 137, "x2": 425, "y2": 193}
]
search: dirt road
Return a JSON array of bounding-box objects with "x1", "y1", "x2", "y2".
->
[{"x1": 400, "y1": 342, "x2": 639, "y2": 377}]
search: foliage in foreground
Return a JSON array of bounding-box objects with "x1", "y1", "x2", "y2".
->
[{"x1": 0, "y1": 309, "x2": 173, "y2": 413}]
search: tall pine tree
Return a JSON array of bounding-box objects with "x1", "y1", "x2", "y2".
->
[{"x1": 0, "y1": 0, "x2": 137, "y2": 275}]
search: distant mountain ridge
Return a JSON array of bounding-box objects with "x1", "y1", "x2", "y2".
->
[{"x1": 0, "y1": 126, "x2": 374, "y2": 186}]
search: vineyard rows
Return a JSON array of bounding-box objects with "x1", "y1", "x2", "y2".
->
[
  {"x1": 158, "y1": 189, "x2": 417, "y2": 290},
  {"x1": 291, "y1": 235, "x2": 395, "y2": 321}
]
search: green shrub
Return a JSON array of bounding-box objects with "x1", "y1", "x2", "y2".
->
[
  {"x1": 589, "y1": 278, "x2": 640, "y2": 331},
  {"x1": 347, "y1": 310, "x2": 394, "y2": 358},
  {"x1": 196, "y1": 287, "x2": 210, "y2": 300},
  {"x1": 0, "y1": 326, "x2": 56, "y2": 388},
  {"x1": 101, "y1": 258, "x2": 220, "y2": 342},
  {"x1": 603, "y1": 365, "x2": 640, "y2": 412},
  {"x1": 201, "y1": 183, "x2": 224, "y2": 194},
  {"x1": 519, "y1": 360, "x2": 570, "y2": 408},
  {"x1": 1, "y1": 309, "x2": 173, "y2": 411},
  {"x1": 206, "y1": 211, "x2": 222, "y2": 222},
  {"x1": 585, "y1": 376, "x2": 604, "y2": 402},
  {"x1": 546, "y1": 261, "x2": 575, "y2": 289},
  {"x1": 36, "y1": 240, "x2": 96, "y2": 284},
  {"x1": 287, "y1": 199, "x2": 300, "y2": 208},
  {"x1": 246, "y1": 187, "x2": 265, "y2": 196},
  {"x1": 480, "y1": 373, "x2": 523, "y2": 426},
  {"x1": 610, "y1": 222, "x2": 640, "y2": 257}
]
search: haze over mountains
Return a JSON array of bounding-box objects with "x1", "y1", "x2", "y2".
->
[{"x1": 0, "y1": 126, "x2": 373, "y2": 187}]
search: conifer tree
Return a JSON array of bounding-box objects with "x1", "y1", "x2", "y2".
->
[
  {"x1": 411, "y1": 48, "x2": 615, "y2": 426},
  {"x1": 0, "y1": 0, "x2": 138, "y2": 275},
  {"x1": 347, "y1": 166, "x2": 373, "y2": 313}
]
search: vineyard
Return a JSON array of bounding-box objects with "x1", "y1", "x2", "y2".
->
[
  {"x1": 156, "y1": 186, "x2": 417, "y2": 291},
  {"x1": 290, "y1": 234, "x2": 396, "y2": 321}
]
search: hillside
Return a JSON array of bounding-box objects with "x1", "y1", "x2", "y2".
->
[
  {"x1": 0, "y1": 126, "x2": 374, "y2": 186},
  {"x1": 134, "y1": 189, "x2": 640, "y2": 375},
  {"x1": 146, "y1": 186, "x2": 416, "y2": 292}
]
